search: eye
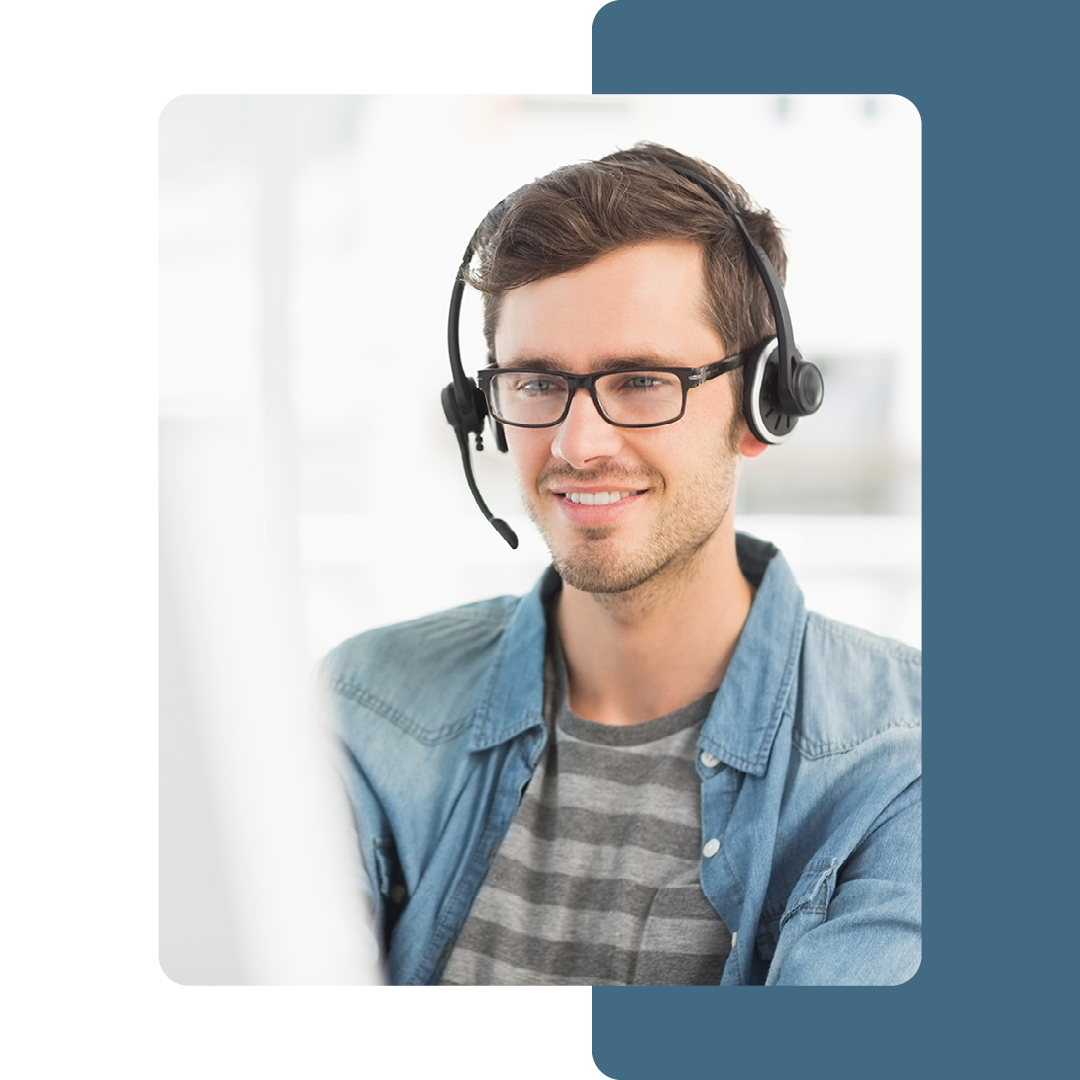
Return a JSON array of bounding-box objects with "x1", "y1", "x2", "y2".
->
[
  {"x1": 517, "y1": 377, "x2": 559, "y2": 394},
  {"x1": 608, "y1": 372, "x2": 675, "y2": 393}
]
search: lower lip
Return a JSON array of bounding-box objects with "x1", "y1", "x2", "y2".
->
[{"x1": 554, "y1": 491, "x2": 647, "y2": 526}]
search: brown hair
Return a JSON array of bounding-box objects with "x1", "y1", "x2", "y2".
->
[{"x1": 466, "y1": 142, "x2": 788, "y2": 392}]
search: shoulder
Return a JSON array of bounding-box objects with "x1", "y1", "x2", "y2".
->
[
  {"x1": 794, "y1": 612, "x2": 921, "y2": 758},
  {"x1": 321, "y1": 595, "x2": 522, "y2": 745}
]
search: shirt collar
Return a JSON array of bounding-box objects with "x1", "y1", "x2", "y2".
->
[
  {"x1": 471, "y1": 534, "x2": 805, "y2": 773},
  {"x1": 697, "y1": 534, "x2": 806, "y2": 777},
  {"x1": 470, "y1": 567, "x2": 558, "y2": 750}
]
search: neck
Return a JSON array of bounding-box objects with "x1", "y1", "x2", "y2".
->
[{"x1": 554, "y1": 525, "x2": 753, "y2": 725}]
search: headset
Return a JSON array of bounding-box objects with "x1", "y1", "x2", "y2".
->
[{"x1": 440, "y1": 162, "x2": 824, "y2": 549}]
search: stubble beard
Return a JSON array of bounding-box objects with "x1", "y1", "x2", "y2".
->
[{"x1": 523, "y1": 428, "x2": 742, "y2": 599}]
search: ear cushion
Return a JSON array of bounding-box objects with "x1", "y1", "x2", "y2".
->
[{"x1": 743, "y1": 339, "x2": 798, "y2": 445}]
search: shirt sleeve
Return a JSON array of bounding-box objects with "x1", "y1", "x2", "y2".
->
[{"x1": 765, "y1": 778, "x2": 922, "y2": 986}]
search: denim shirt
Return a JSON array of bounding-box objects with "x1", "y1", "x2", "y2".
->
[{"x1": 322, "y1": 534, "x2": 921, "y2": 986}]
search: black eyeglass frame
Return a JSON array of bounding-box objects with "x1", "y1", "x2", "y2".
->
[{"x1": 476, "y1": 353, "x2": 747, "y2": 429}]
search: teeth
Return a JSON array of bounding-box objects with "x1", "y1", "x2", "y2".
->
[{"x1": 565, "y1": 490, "x2": 635, "y2": 505}]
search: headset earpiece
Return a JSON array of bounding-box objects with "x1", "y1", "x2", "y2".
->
[
  {"x1": 440, "y1": 379, "x2": 486, "y2": 439},
  {"x1": 790, "y1": 360, "x2": 824, "y2": 416},
  {"x1": 742, "y1": 338, "x2": 824, "y2": 445},
  {"x1": 440, "y1": 383, "x2": 461, "y2": 430},
  {"x1": 743, "y1": 339, "x2": 796, "y2": 445}
]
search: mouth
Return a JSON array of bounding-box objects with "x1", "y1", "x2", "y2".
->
[
  {"x1": 548, "y1": 486, "x2": 649, "y2": 527},
  {"x1": 561, "y1": 489, "x2": 645, "y2": 506}
]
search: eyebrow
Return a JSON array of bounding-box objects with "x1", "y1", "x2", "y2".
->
[{"x1": 497, "y1": 355, "x2": 683, "y2": 373}]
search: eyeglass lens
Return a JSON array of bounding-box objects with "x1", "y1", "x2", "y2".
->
[{"x1": 489, "y1": 371, "x2": 685, "y2": 426}]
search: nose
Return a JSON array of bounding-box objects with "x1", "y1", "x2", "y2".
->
[{"x1": 550, "y1": 388, "x2": 625, "y2": 469}]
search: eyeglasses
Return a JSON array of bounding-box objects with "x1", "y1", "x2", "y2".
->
[{"x1": 476, "y1": 354, "x2": 746, "y2": 429}]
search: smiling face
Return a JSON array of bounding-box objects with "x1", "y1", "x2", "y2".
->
[{"x1": 494, "y1": 240, "x2": 763, "y2": 595}]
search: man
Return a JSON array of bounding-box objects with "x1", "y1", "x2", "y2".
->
[{"x1": 322, "y1": 143, "x2": 921, "y2": 986}]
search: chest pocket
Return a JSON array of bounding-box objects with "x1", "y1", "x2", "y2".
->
[{"x1": 755, "y1": 860, "x2": 838, "y2": 962}]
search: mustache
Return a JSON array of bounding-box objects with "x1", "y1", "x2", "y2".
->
[{"x1": 537, "y1": 462, "x2": 662, "y2": 490}]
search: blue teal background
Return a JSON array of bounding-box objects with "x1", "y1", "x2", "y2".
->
[{"x1": 2, "y1": 2, "x2": 1071, "y2": 1071}]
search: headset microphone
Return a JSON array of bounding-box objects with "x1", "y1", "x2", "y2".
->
[
  {"x1": 443, "y1": 414, "x2": 519, "y2": 548},
  {"x1": 441, "y1": 248, "x2": 519, "y2": 548}
]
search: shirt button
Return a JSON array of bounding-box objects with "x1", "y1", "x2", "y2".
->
[
  {"x1": 702, "y1": 838, "x2": 722, "y2": 858},
  {"x1": 699, "y1": 750, "x2": 721, "y2": 768}
]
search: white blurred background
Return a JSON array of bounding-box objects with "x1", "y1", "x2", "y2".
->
[{"x1": 162, "y1": 94, "x2": 921, "y2": 657}]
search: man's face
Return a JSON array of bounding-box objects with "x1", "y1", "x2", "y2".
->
[{"x1": 494, "y1": 239, "x2": 762, "y2": 595}]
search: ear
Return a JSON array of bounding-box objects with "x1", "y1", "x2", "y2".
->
[{"x1": 738, "y1": 423, "x2": 769, "y2": 459}]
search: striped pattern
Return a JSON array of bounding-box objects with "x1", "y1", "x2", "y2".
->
[{"x1": 440, "y1": 642, "x2": 731, "y2": 986}]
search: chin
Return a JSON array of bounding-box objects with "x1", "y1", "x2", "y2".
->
[{"x1": 552, "y1": 537, "x2": 673, "y2": 595}]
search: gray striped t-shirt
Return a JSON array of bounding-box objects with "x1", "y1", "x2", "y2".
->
[{"x1": 440, "y1": 638, "x2": 731, "y2": 986}]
